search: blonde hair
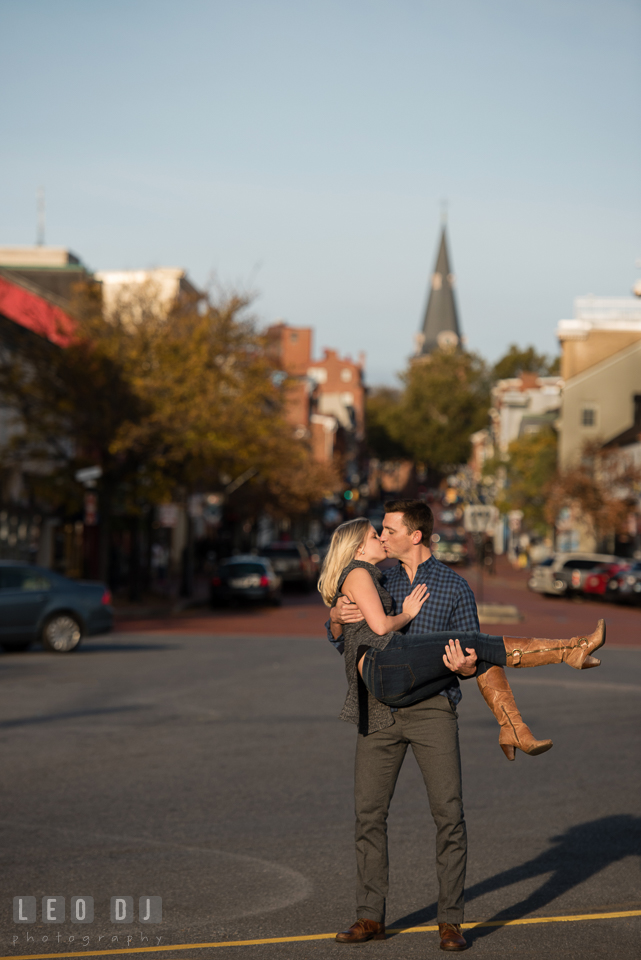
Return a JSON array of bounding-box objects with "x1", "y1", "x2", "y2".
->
[{"x1": 318, "y1": 517, "x2": 371, "y2": 606}]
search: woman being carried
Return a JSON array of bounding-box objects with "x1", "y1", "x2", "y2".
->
[{"x1": 319, "y1": 517, "x2": 605, "y2": 760}]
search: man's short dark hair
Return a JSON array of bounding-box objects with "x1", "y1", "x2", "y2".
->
[{"x1": 384, "y1": 499, "x2": 434, "y2": 544}]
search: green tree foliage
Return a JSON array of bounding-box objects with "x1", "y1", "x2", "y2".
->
[
  {"x1": 492, "y1": 344, "x2": 560, "y2": 381},
  {"x1": 386, "y1": 349, "x2": 490, "y2": 470},
  {"x1": 365, "y1": 387, "x2": 408, "y2": 460},
  {"x1": 493, "y1": 427, "x2": 558, "y2": 532}
]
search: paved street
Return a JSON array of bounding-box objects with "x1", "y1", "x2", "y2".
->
[{"x1": 1, "y1": 570, "x2": 640, "y2": 959}]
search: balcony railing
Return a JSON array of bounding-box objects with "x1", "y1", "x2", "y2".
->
[{"x1": 574, "y1": 296, "x2": 641, "y2": 321}]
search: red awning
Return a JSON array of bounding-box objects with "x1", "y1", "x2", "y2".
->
[{"x1": 0, "y1": 275, "x2": 74, "y2": 346}]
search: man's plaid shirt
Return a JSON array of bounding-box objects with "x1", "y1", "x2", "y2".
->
[{"x1": 327, "y1": 554, "x2": 479, "y2": 704}]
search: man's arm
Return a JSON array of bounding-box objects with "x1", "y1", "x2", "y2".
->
[
  {"x1": 329, "y1": 609, "x2": 343, "y2": 643},
  {"x1": 448, "y1": 579, "x2": 480, "y2": 678},
  {"x1": 450, "y1": 579, "x2": 481, "y2": 632},
  {"x1": 325, "y1": 618, "x2": 345, "y2": 654},
  {"x1": 325, "y1": 597, "x2": 366, "y2": 653}
]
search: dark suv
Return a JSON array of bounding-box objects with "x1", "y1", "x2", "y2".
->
[
  {"x1": 260, "y1": 542, "x2": 317, "y2": 591},
  {"x1": 210, "y1": 556, "x2": 282, "y2": 607}
]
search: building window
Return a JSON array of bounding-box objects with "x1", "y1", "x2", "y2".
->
[
  {"x1": 290, "y1": 332, "x2": 298, "y2": 342},
  {"x1": 340, "y1": 368, "x2": 352, "y2": 382},
  {"x1": 307, "y1": 366, "x2": 328, "y2": 384},
  {"x1": 581, "y1": 406, "x2": 597, "y2": 427}
]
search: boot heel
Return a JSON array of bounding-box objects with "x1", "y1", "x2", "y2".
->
[
  {"x1": 581, "y1": 655, "x2": 601, "y2": 669},
  {"x1": 480, "y1": 667, "x2": 553, "y2": 761},
  {"x1": 372, "y1": 933, "x2": 386, "y2": 941}
]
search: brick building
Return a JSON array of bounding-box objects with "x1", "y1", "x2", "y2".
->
[{"x1": 266, "y1": 322, "x2": 366, "y2": 478}]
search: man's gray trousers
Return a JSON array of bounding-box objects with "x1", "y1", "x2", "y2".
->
[{"x1": 353, "y1": 694, "x2": 466, "y2": 924}]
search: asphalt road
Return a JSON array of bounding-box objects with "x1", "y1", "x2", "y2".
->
[{"x1": 1, "y1": 625, "x2": 640, "y2": 960}]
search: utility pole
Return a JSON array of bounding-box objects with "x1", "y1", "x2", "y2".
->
[
  {"x1": 464, "y1": 505, "x2": 499, "y2": 607},
  {"x1": 36, "y1": 186, "x2": 45, "y2": 246}
]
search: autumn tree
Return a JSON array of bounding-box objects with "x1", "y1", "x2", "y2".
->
[
  {"x1": 544, "y1": 443, "x2": 641, "y2": 550},
  {"x1": 91, "y1": 284, "x2": 334, "y2": 513}
]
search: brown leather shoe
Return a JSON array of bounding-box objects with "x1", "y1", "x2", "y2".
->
[
  {"x1": 438, "y1": 922, "x2": 467, "y2": 951},
  {"x1": 335, "y1": 918, "x2": 385, "y2": 943}
]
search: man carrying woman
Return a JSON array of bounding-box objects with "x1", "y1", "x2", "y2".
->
[{"x1": 323, "y1": 501, "x2": 604, "y2": 951}]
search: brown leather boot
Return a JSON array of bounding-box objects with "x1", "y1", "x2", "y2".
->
[
  {"x1": 438, "y1": 923, "x2": 467, "y2": 951},
  {"x1": 503, "y1": 619, "x2": 605, "y2": 670},
  {"x1": 477, "y1": 666, "x2": 553, "y2": 761},
  {"x1": 335, "y1": 918, "x2": 385, "y2": 943}
]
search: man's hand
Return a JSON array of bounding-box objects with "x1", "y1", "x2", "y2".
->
[
  {"x1": 330, "y1": 595, "x2": 366, "y2": 626},
  {"x1": 443, "y1": 639, "x2": 478, "y2": 677}
]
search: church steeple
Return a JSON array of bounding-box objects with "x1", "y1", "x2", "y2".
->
[{"x1": 416, "y1": 224, "x2": 461, "y2": 355}]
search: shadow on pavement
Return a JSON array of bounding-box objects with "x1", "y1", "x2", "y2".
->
[
  {"x1": 0, "y1": 704, "x2": 147, "y2": 729},
  {"x1": 389, "y1": 815, "x2": 641, "y2": 942},
  {"x1": 0, "y1": 640, "x2": 177, "y2": 661}
]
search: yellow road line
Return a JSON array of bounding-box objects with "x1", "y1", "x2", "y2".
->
[{"x1": 4, "y1": 909, "x2": 640, "y2": 958}]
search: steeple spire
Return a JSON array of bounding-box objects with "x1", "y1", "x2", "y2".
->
[{"x1": 416, "y1": 224, "x2": 461, "y2": 355}]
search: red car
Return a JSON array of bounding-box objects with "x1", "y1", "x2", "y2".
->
[{"x1": 582, "y1": 562, "x2": 629, "y2": 597}]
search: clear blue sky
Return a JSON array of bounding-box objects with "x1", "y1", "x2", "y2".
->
[{"x1": 2, "y1": 0, "x2": 639, "y2": 384}]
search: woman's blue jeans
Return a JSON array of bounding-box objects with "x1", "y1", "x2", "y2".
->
[{"x1": 360, "y1": 631, "x2": 507, "y2": 707}]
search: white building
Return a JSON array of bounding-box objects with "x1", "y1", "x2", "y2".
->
[
  {"x1": 94, "y1": 267, "x2": 200, "y2": 320},
  {"x1": 557, "y1": 295, "x2": 641, "y2": 470},
  {"x1": 490, "y1": 372, "x2": 562, "y2": 454}
]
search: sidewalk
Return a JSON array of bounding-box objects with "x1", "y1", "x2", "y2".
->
[
  {"x1": 113, "y1": 557, "x2": 641, "y2": 647},
  {"x1": 114, "y1": 587, "x2": 330, "y2": 637}
]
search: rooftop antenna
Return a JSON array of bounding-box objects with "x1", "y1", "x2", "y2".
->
[{"x1": 36, "y1": 186, "x2": 45, "y2": 246}]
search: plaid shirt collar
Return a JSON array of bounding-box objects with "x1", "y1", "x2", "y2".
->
[{"x1": 383, "y1": 553, "x2": 437, "y2": 588}]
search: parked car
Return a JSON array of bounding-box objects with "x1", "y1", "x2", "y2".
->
[
  {"x1": 260, "y1": 542, "x2": 317, "y2": 590},
  {"x1": 0, "y1": 561, "x2": 113, "y2": 653},
  {"x1": 210, "y1": 556, "x2": 282, "y2": 607},
  {"x1": 528, "y1": 553, "x2": 620, "y2": 597},
  {"x1": 582, "y1": 562, "x2": 630, "y2": 598},
  {"x1": 605, "y1": 561, "x2": 641, "y2": 604},
  {"x1": 431, "y1": 532, "x2": 469, "y2": 565}
]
